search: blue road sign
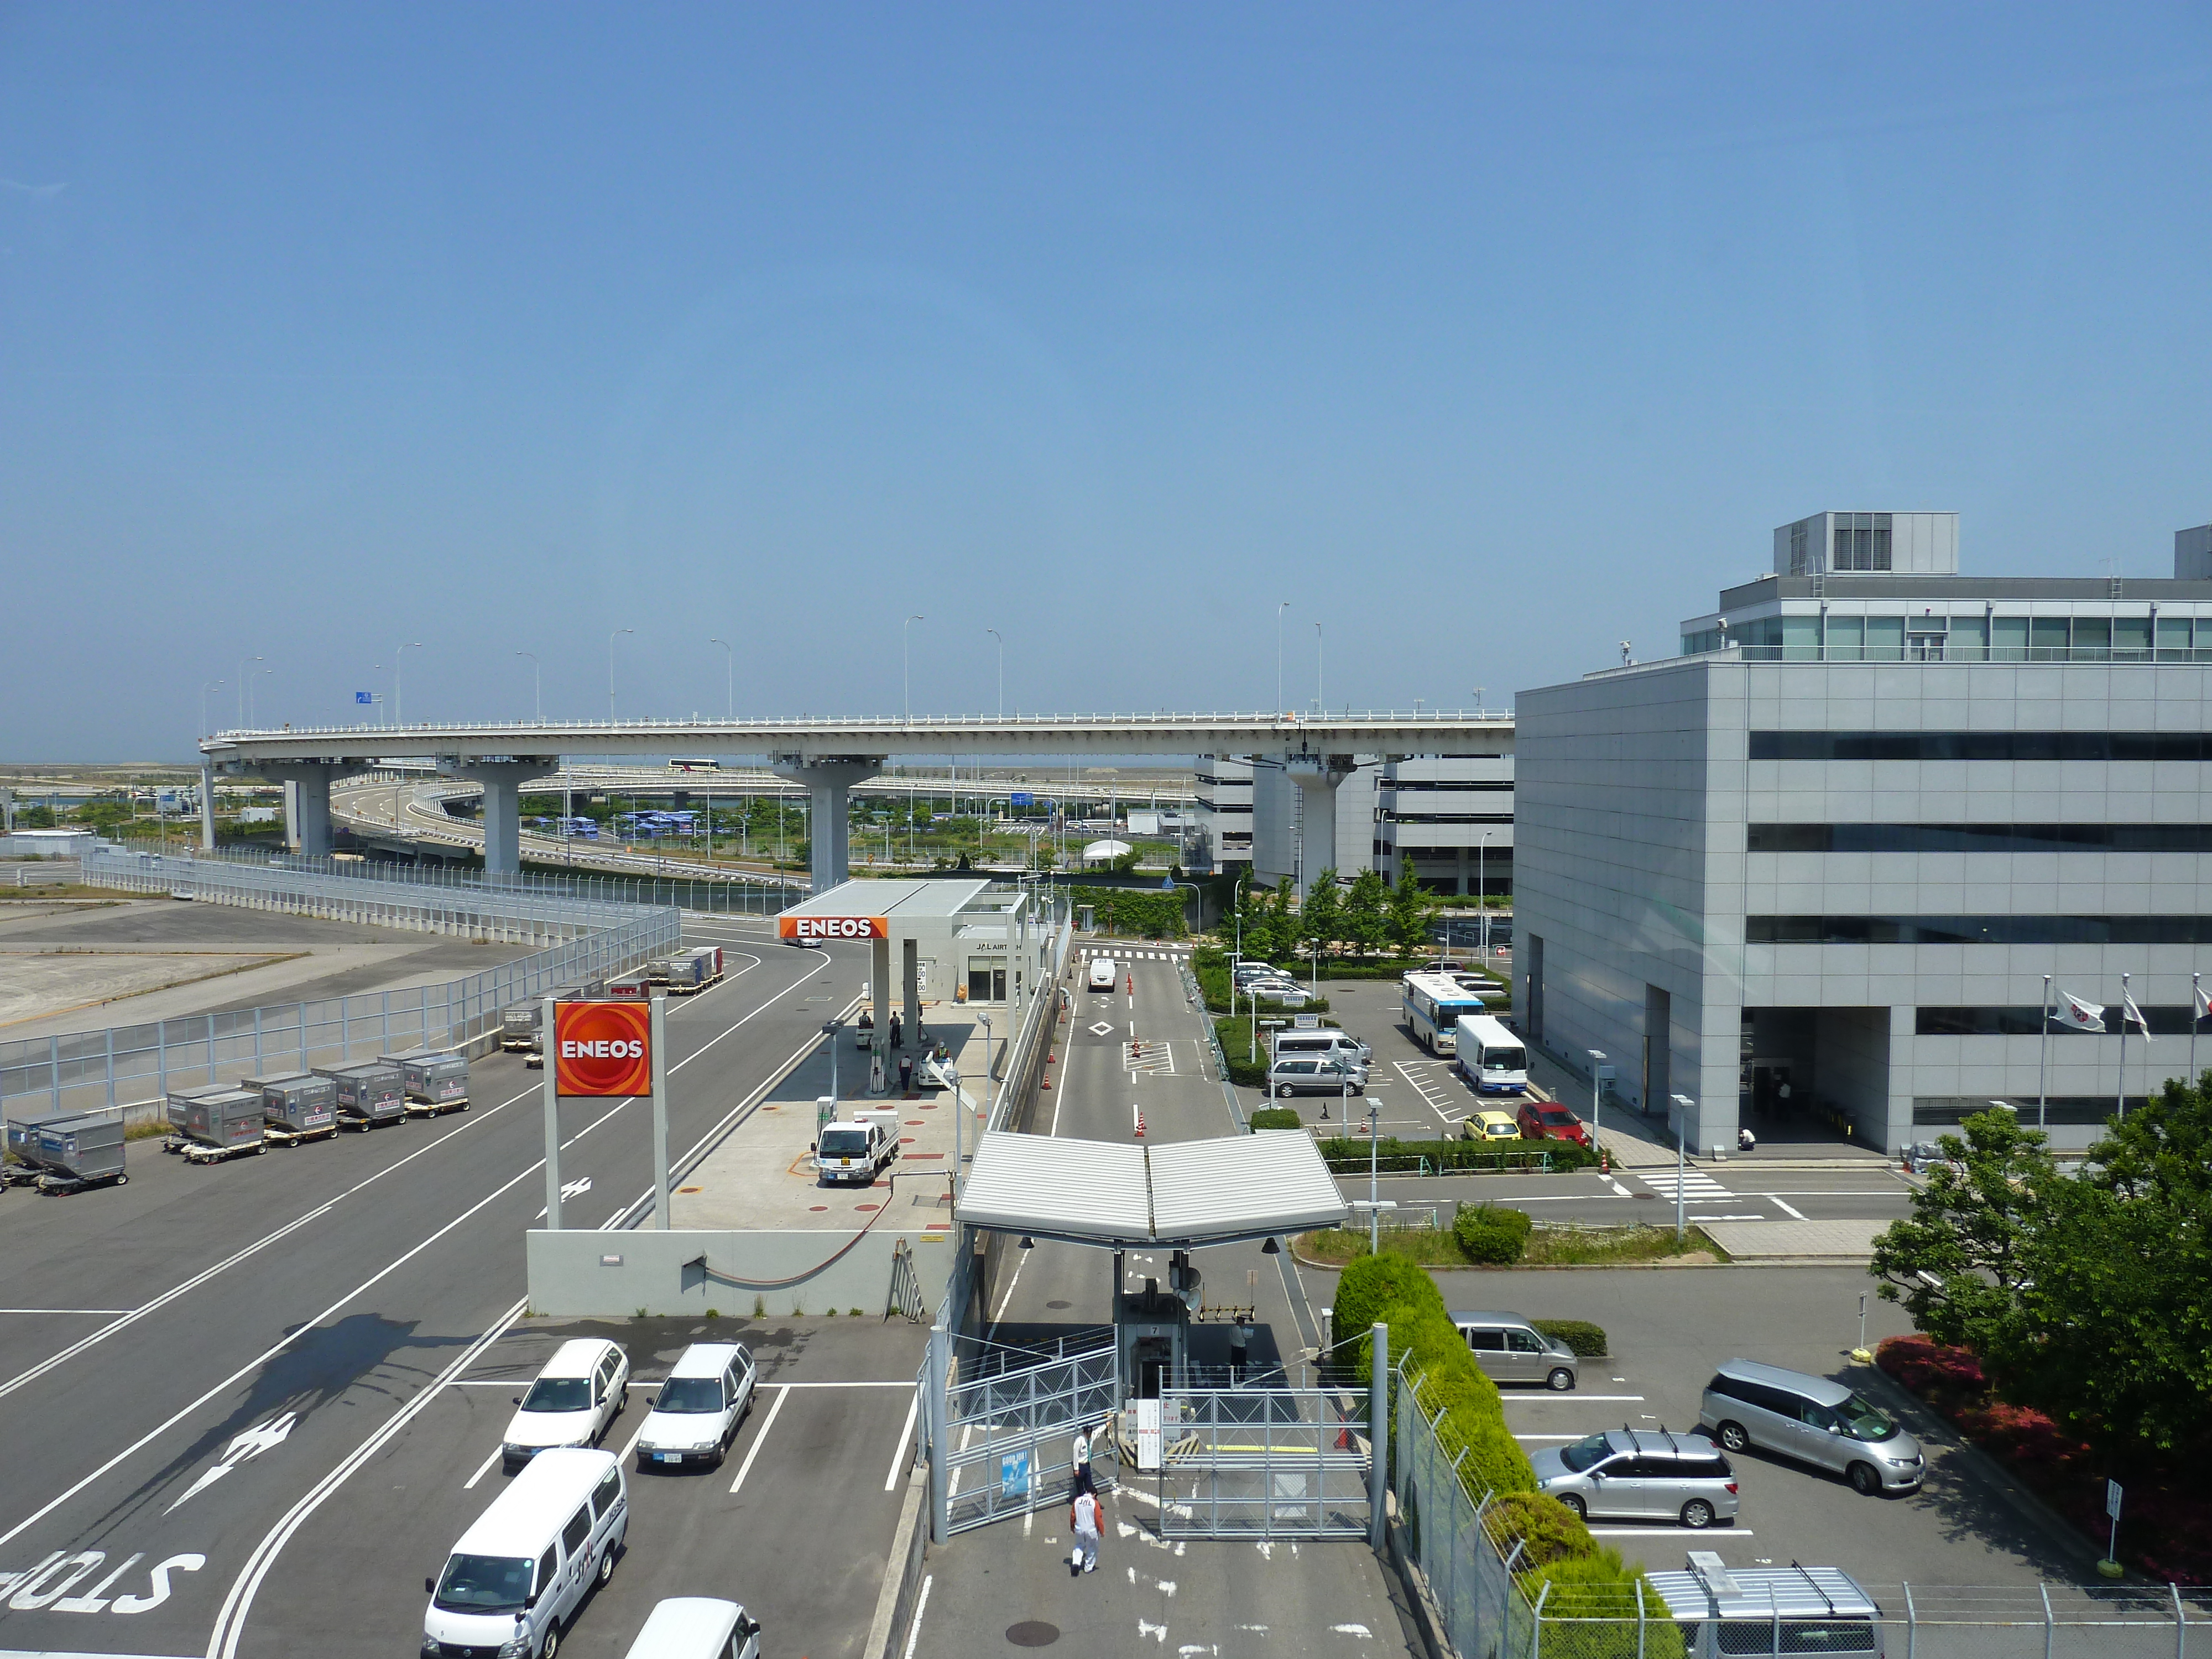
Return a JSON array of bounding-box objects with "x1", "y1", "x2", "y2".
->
[
  {"x1": 354, "y1": 691, "x2": 374, "y2": 705},
  {"x1": 1009, "y1": 792, "x2": 1034, "y2": 807}
]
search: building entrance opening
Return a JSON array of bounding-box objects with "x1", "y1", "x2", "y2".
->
[{"x1": 1740, "y1": 1008, "x2": 1893, "y2": 1150}]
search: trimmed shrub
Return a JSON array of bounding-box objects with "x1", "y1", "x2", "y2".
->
[
  {"x1": 1333, "y1": 1253, "x2": 1436, "y2": 1353},
  {"x1": 1482, "y1": 1490, "x2": 1596, "y2": 1568},
  {"x1": 1248, "y1": 1107, "x2": 1303, "y2": 1131},
  {"x1": 1317, "y1": 1134, "x2": 1595, "y2": 1175},
  {"x1": 1454, "y1": 1204, "x2": 1532, "y2": 1264},
  {"x1": 1532, "y1": 1319, "x2": 1609, "y2": 1358}
]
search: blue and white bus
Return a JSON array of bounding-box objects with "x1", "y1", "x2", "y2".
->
[
  {"x1": 1454, "y1": 1014, "x2": 1528, "y2": 1094},
  {"x1": 1402, "y1": 972, "x2": 1488, "y2": 1056}
]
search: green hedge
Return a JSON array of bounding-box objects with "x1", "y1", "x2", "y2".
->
[
  {"x1": 1315, "y1": 1135, "x2": 1595, "y2": 1174},
  {"x1": 1453, "y1": 1204, "x2": 1532, "y2": 1264},
  {"x1": 1248, "y1": 1108, "x2": 1303, "y2": 1131},
  {"x1": 1192, "y1": 946, "x2": 1331, "y2": 1014},
  {"x1": 1329, "y1": 1255, "x2": 1668, "y2": 1645},
  {"x1": 1532, "y1": 1319, "x2": 1609, "y2": 1358},
  {"x1": 1073, "y1": 885, "x2": 1188, "y2": 940}
]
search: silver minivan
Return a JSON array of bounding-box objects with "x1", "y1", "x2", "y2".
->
[
  {"x1": 1531, "y1": 1429, "x2": 1739, "y2": 1528},
  {"x1": 1267, "y1": 1056, "x2": 1366, "y2": 1098},
  {"x1": 1272, "y1": 1030, "x2": 1372, "y2": 1070},
  {"x1": 1451, "y1": 1310, "x2": 1578, "y2": 1391},
  {"x1": 1698, "y1": 1358, "x2": 1924, "y2": 1495},
  {"x1": 1647, "y1": 1557, "x2": 1887, "y2": 1657}
]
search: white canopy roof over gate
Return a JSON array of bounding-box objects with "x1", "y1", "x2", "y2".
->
[{"x1": 956, "y1": 1130, "x2": 1347, "y2": 1248}]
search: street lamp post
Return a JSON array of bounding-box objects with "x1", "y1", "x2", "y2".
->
[
  {"x1": 1587, "y1": 1049, "x2": 1606, "y2": 1145},
  {"x1": 253, "y1": 665, "x2": 275, "y2": 726},
  {"x1": 710, "y1": 638, "x2": 733, "y2": 721},
  {"x1": 979, "y1": 1013, "x2": 995, "y2": 1127},
  {"x1": 1276, "y1": 602, "x2": 1290, "y2": 710},
  {"x1": 394, "y1": 643, "x2": 423, "y2": 728},
  {"x1": 1478, "y1": 833, "x2": 1490, "y2": 958},
  {"x1": 1314, "y1": 622, "x2": 1323, "y2": 717},
  {"x1": 1368, "y1": 1097, "x2": 1382, "y2": 1253},
  {"x1": 607, "y1": 628, "x2": 634, "y2": 721},
  {"x1": 516, "y1": 651, "x2": 541, "y2": 722},
  {"x1": 236, "y1": 656, "x2": 263, "y2": 726},
  {"x1": 199, "y1": 680, "x2": 223, "y2": 738},
  {"x1": 986, "y1": 629, "x2": 1003, "y2": 718},
  {"x1": 1669, "y1": 1094, "x2": 1695, "y2": 1242},
  {"x1": 903, "y1": 615, "x2": 925, "y2": 724}
]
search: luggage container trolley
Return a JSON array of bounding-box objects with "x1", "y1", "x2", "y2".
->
[
  {"x1": 34, "y1": 1112, "x2": 128, "y2": 1194},
  {"x1": 315, "y1": 1062, "x2": 408, "y2": 1131},
  {"x1": 521, "y1": 982, "x2": 598, "y2": 1070},
  {"x1": 382, "y1": 1050, "x2": 469, "y2": 1118},
  {"x1": 654, "y1": 945, "x2": 725, "y2": 995},
  {"x1": 242, "y1": 1072, "x2": 340, "y2": 1147},
  {"x1": 165, "y1": 1086, "x2": 269, "y2": 1164},
  {"x1": 6, "y1": 1108, "x2": 86, "y2": 1188}
]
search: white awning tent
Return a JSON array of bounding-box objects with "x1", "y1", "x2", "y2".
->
[{"x1": 956, "y1": 1130, "x2": 1347, "y2": 1248}]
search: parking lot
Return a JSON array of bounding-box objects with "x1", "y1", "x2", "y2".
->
[{"x1": 1309, "y1": 1263, "x2": 2103, "y2": 1588}]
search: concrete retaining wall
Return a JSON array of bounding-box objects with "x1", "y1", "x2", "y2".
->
[{"x1": 527, "y1": 1227, "x2": 955, "y2": 1318}]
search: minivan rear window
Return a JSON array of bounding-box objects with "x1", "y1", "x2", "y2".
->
[{"x1": 1716, "y1": 1619, "x2": 1878, "y2": 1654}]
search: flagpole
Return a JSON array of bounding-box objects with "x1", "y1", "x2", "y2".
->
[
  {"x1": 2116, "y1": 971, "x2": 2130, "y2": 1121},
  {"x1": 2193, "y1": 971, "x2": 2201, "y2": 1093},
  {"x1": 2038, "y1": 973, "x2": 2052, "y2": 1134}
]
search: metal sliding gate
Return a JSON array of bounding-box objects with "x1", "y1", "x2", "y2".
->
[
  {"x1": 1151, "y1": 1389, "x2": 1371, "y2": 1540},
  {"x1": 943, "y1": 1339, "x2": 1119, "y2": 1535}
]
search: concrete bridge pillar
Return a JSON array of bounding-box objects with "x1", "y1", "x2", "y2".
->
[
  {"x1": 1285, "y1": 753, "x2": 1359, "y2": 896},
  {"x1": 447, "y1": 757, "x2": 559, "y2": 877},
  {"x1": 769, "y1": 755, "x2": 883, "y2": 894},
  {"x1": 199, "y1": 763, "x2": 217, "y2": 850},
  {"x1": 265, "y1": 763, "x2": 338, "y2": 858}
]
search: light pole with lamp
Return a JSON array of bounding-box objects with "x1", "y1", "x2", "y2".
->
[
  {"x1": 903, "y1": 615, "x2": 925, "y2": 724},
  {"x1": 979, "y1": 1011, "x2": 996, "y2": 1128},
  {"x1": 393, "y1": 643, "x2": 422, "y2": 727},
  {"x1": 710, "y1": 638, "x2": 733, "y2": 720},
  {"x1": 252, "y1": 665, "x2": 275, "y2": 726},
  {"x1": 1276, "y1": 601, "x2": 1290, "y2": 709},
  {"x1": 1668, "y1": 1094, "x2": 1694, "y2": 1242},
  {"x1": 516, "y1": 651, "x2": 541, "y2": 722},
  {"x1": 986, "y1": 629, "x2": 1003, "y2": 718},
  {"x1": 236, "y1": 656, "x2": 263, "y2": 726},
  {"x1": 199, "y1": 680, "x2": 223, "y2": 738},
  {"x1": 607, "y1": 628, "x2": 634, "y2": 721},
  {"x1": 1478, "y1": 832, "x2": 1490, "y2": 959},
  {"x1": 1314, "y1": 622, "x2": 1323, "y2": 717},
  {"x1": 1586, "y1": 1050, "x2": 1606, "y2": 1146}
]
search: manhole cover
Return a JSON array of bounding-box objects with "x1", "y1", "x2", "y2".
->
[
  {"x1": 1046, "y1": 1299, "x2": 1072, "y2": 1310},
  {"x1": 1632, "y1": 1191, "x2": 1656, "y2": 1200},
  {"x1": 1005, "y1": 1623, "x2": 1060, "y2": 1647}
]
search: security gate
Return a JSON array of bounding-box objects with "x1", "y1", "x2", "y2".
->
[
  {"x1": 1149, "y1": 1389, "x2": 1371, "y2": 1539},
  {"x1": 942, "y1": 1338, "x2": 1119, "y2": 1535}
]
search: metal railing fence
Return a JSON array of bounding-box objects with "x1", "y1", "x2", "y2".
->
[
  {"x1": 2, "y1": 851, "x2": 680, "y2": 1119},
  {"x1": 1391, "y1": 1356, "x2": 2212, "y2": 1659}
]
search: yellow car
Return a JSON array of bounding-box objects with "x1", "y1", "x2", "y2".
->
[{"x1": 1465, "y1": 1110, "x2": 1521, "y2": 1141}]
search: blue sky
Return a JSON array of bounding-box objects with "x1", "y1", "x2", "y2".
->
[{"x1": 5, "y1": 4, "x2": 2211, "y2": 759}]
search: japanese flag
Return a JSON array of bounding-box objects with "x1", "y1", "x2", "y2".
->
[
  {"x1": 2194, "y1": 982, "x2": 2211, "y2": 1025},
  {"x1": 2122, "y1": 993, "x2": 2152, "y2": 1040},
  {"x1": 2053, "y1": 992, "x2": 2106, "y2": 1032}
]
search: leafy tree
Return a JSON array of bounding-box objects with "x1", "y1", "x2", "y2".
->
[
  {"x1": 1342, "y1": 868, "x2": 1389, "y2": 958},
  {"x1": 1387, "y1": 863, "x2": 1435, "y2": 954},
  {"x1": 1298, "y1": 870, "x2": 1343, "y2": 964},
  {"x1": 1869, "y1": 1109, "x2": 2059, "y2": 1347},
  {"x1": 1109, "y1": 848, "x2": 1142, "y2": 874},
  {"x1": 1264, "y1": 877, "x2": 1296, "y2": 963}
]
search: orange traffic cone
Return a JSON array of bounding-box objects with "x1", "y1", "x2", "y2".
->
[
  {"x1": 1126, "y1": 973, "x2": 1134, "y2": 994},
  {"x1": 1134, "y1": 1112, "x2": 1147, "y2": 1140}
]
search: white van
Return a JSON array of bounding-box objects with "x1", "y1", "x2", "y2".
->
[
  {"x1": 1270, "y1": 1030, "x2": 1371, "y2": 1072},
  {"x1": 1087, "y1": 957, "x2": 1118, "y2": 992},
  {"x1": 424, "y1": 1447, "x2": 628, "y2": 1659},
  {"x1": 622, "y1": 1598, "x2": 763, "y2": 1659}
]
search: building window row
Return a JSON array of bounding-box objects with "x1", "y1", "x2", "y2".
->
[
  {"x1": 1749, "y1": 914, "x2": 2212, "y2": 946},
  {"x1": 1378, "y1": 811, "x2": 1515, "y2": 825},
  {"x1": 1378, "y1": 779, "x2": 1514, "y2": 792},
  {"x1": 1686, "y1": 613, "x2": 2212, "y2": 662},
  {"x1": 1747, "y1": 822, "x2": 2212, "y2": 854},
  {"x1": 1916, "y1": 1005, "x2": 2204, "y2": 1035},
  {"x1": 1913, "y1": 1097, "x2": 2141, "y2": 1126},
  {"x1": 1750, "y1": 730, "x2": 2212, "y2": 763}
]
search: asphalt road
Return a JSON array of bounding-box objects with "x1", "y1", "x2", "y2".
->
[
  {"x1": 907, "y1": 946, "x2": 1420, "y2": 1659},
  {"x1": 0, "y1": 914, "x2": 919, "y2": 1659}
]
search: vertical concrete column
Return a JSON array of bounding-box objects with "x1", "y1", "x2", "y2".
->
[
  {"x1": 269, "y1": 764, "x2": 335, "y2": 858},
  {"x1": 870, "y1": 933, "x2": 892, "y2": 1093},
  {"x1": 770, "y1": 755, "x2": 882, "y2": 893},
  {"x1": 1286, "y1": 753, "x2": 1357, "y2": 896},
  {"x1": 925, "y1": 1323, "x2": 951, "y2": 1543},
  {"x1": 1369, "y1": 1321, "x2": 1389, "y2": 1549},
  {"x1": 452, "y1": 757, "x2": 556, "y2": 878},
  {"x1": 902, "y1": 937, "x2": 921, "y2": 1050},
  {"x1": 199, "y1": 763, "x2": 218, "y2": 849}
]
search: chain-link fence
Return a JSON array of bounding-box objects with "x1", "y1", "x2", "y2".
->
[
  {"x1": 1391, "y1": 1359, "x2": 2212, "y2": 1659},
  {"x1": 2, "y1": 850, "x2": 680, "y2": 1118}
]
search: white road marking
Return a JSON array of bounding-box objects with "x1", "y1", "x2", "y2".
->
[
  {"x1": 462, "y1": 1445, "x2": 504, "y2": 1491},
  {"x1": 1501, "y1": 1394, "x2": 1646, "y2": 1403},
  {"x1": 883, "y1": 1390, "x2": 920, "y2": 1491},
  {"x1": 1770, "y1": 1197, "x2": 1807, "y2": 1219},
  {"x1": 728, "y1": 1386, "x2": 791, "y2": 1494},
  {"x1": 1512, "y1": 1434, "x2": 1586, "y2": 1442},
  {"x1": 1690, "y1": 1214, "x2": 1767, "y2": 1222},
  {"x1": 1606, "y1": 1180, "x2": 1632, "y2": 1197},
  {"x1": 900, "y1": 1574, "x2": 933, "y2": 1659},
  {"x1": 0, "y1": 1309, "x2": 134, "y2": 1317},
  {"x1": 1588, "y1": 1528, "x2": 1757, "y2": 1537}
]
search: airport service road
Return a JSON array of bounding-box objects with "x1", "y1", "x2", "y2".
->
[
  {"x1": 0, "y1": 921, "x2": 869, "y2": 1659},
  {"x1": 1343, "y1": 1166, "x2": 1918, "y2": 1230},
  {"x1": 907, "y1": 947, "x2": 1417, "y2": 1659}
]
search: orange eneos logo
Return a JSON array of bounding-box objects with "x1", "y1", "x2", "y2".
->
[
  {"x1": 778, "y1": 914, "x2": 889, "y2": 942},
  {"x1": 554, "y1": 1001, "x2": 652, "y2": 1098}
]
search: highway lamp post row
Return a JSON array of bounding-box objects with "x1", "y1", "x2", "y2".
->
[
  {"x1": 711, "y1": 638, "x2": 733, "y2": 722},
  {"x1": 608, "y1": 628, "x2": 634, "y2": 722},
  {"x1": 236, "y1": 655, "x2": 262, "y2": 726},
  {"x1": 394, "y1": 641, "x2": 422, "y2": 728},
  {"x1": 516, "y1": 651, "x2": 541, "y2": 723},
  {"x1": 902, "y1": 614, "x2": 924, "y2": 726}
]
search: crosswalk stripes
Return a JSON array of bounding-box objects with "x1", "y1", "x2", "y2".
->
[
  {"x1": 1078, "y1": 947, "x2": 1189, "y2": 961},
  {"x1": 1636, "y1": 1167, "x2": 1735, "y2": 1202}
]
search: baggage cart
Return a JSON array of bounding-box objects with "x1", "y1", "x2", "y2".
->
[
  {"x1": 165, "y1": 1086, "x2": 269, "y2": 1163},
  {"x1": 499, "y1": 1003, "x2": 542, "y2": 1052},
  {"x1": 5, "y1": 1109, "x2": 81, "y2": 1187},
  {"x1": 396, "y1": 1052, "x2": 469, "y2": 1116},
  {"x1": 315, "y1": 1062, "x2": 407, "y2": 1130},
  {"x1": 34, "y1": 1112, "x2": 127, "y2": 1194},
  {"x1": 606, "y1": 971, "x2": 654, "y2": 1000},
  {"x1": 242, "y1": 1072, "x2": 340, "y2": 1145},
  {"x1": 656, "y1": 945, "x2": 725, "y2": 994}
]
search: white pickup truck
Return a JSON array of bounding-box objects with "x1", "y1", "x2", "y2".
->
[{"x1": 815, "y1": 1116, "x2": 899, "y2": 1186}]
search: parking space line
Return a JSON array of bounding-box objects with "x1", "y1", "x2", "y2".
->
[
  {"x1": 901, "y1": 1573, "x2": 933, "y2": 1659},
  {"x1": 462, "y1": 1445, "x2": 503, "y2": 1491},
  {"x1": 1588, "y1": 1528, "x2": 1756, "y2": 1537},
  {"x1": 884, "y1": 1390, "x2": 920, "y2": 1490},
  {"x1": 1512, "y1": 1434, "x2": 1584, "y2": 1442},
  {"x1": 1501, "y1": 1394, "x2": 1645, "y2": 1403},
  {"x1": 1689, "y1": 1213, "x2": 1767, "y2": 1222},
  {"x1": 727, "y1": 1385, "x2": 791, "y2": 1494}
]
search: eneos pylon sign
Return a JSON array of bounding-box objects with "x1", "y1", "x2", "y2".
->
[
  {"x1": 554, "y1": 1000, "x2": 652, "y2": 1097},
  {"x1": 778, "y1": 914, "x2": 889, "y2": 943}
]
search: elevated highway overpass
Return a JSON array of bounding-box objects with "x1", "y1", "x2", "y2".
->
[{"x1": 201, "y1": 709, "x2": 1511, "y2": 886}]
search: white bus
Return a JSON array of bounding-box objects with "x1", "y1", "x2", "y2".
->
[
  {"x1": 1454, "y1": 1014, "x2": 1528, "y2": 1094},
  {"x1": 1402, "y1": 972, "x2": 1488, "y2": 1056},
  {"x1": 669, "y1": 757, "x2": 721, "y2": 773}
]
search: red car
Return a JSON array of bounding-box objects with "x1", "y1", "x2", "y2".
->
[{"x1": 1516, "y1": 1099, "x2": 1591, "y2": 1147}]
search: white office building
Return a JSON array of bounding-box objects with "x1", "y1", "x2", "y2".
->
[{"x1": 1516, "y1": 514, "x2": 2212, "y2": 1154}]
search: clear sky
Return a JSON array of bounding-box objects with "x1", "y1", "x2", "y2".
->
[{"x1": 5, "y1": 4, "x2": 2210, "y2": 760}]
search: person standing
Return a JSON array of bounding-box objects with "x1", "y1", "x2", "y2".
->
[
  {"x1": 1071, "y1": 1423, "x2": 1092, "y2": 1488},
  {"x1": 1070, "y1": 1485, "x2": 1103, "y2": 1575}
]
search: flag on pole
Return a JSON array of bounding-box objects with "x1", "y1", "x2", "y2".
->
[
  {"x1": 2194, "y1": 982, "x2": 2211, "y2": 1026},
  {"x1": 2053, "y1": 991, "x2": 2106, "y2": 1032},
  {"x1": 2122, "y1": 992, "x2": 2153, "y2": 1040}
]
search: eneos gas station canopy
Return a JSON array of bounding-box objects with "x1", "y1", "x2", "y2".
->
[{"x1": 957, "y1": 1130, "x2": 1348, "y2": 1248}]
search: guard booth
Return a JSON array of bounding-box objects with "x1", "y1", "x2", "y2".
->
[{"x1": 933, "y1": 1130, "x2": 1374, "y2": 1540}]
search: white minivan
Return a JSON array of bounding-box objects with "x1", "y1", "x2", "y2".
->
[
  {"x1": 503, "y1": 1339, "x2": 631, "y2": 1471},
  {"x1": 622, "y1": 1598, "x2": 763, "y2": 1659},
  {"x1": 423, "y1": 1447, "x2": 628, "y2": 1659},
  {"x1": 1087, "y1": 957, "x2": 1118, "y2": 992},
  {"x1": 636, "y1": 1343, "x2": 757, "y2": 1470}
]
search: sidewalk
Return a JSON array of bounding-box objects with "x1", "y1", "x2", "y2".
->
[{"x1": 1699, "y1": 1217, "x2": 1886, "y2": 1264}]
